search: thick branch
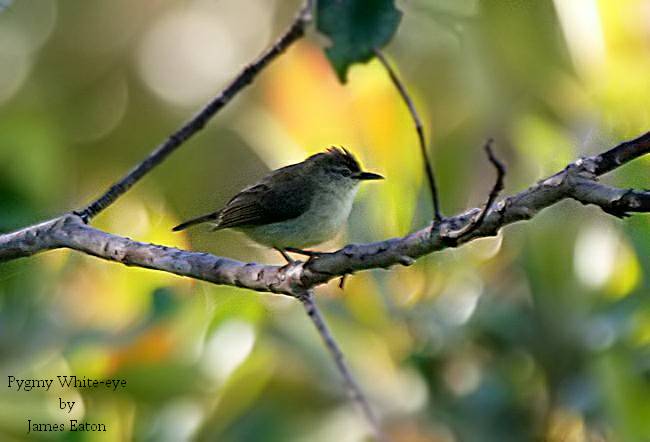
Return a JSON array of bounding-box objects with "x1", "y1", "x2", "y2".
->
[
  {"x1": 3, "y1": 133, "x2": 650, "y2": 296},
  {"x1": 567, "y1": 177, "x2": 650, "y2": 217},
  {"x1": 0, "y1": 217, "x2": 63, "y2": 261},
  {"x1": 76, "y1": 0, "x2": 314, "y2": 222},
  {"x1": 0, "y1": 214, "x2": 303, "y2": 294}
]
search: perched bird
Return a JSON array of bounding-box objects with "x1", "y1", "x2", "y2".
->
[{"x1": 172, "y1": 148, "x2": 383, "y2": 260}]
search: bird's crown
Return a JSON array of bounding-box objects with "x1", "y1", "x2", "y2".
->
[{"x1": 309, "y1": 147, "x2": 361, "y2": 173}]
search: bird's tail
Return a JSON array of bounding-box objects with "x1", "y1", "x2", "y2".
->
[{"x1": 172, "y1": 212, "x2": 220, "y2": 232}]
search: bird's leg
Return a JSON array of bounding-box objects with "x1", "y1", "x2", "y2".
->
[
  {"x1": 275, "y1": 247, "x2": 294, "y2": 264},
  {"x1": 285, "y1": 247, "x2": 350, "y2": 288},
  {"x1": 284, "y1": 247, "x2": 324, "y2": 258},
  {"x1": 285, "y1": 247, "x2": 328, "y2": 269}
]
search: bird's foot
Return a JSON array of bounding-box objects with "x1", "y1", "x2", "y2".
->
[
  {"x1": 338, "y1": 274, "x2": 349, "y2": 290},
  {"x1": 284, "y1": 247, "x2": 326, "y2": 266},
  {"x1": 282, "y1": 248, "x2": 350, "y2": 289},
  {"x1": 284, "y1": 247, "x2": 328, "y2": 267},
  {"x1": 275, "y1": 248, "x2": 295, "y2": 264}
]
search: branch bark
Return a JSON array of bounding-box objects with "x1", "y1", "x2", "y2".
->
[{"x1": 3, "y1": 132, "x2": 649, "y2": 294}]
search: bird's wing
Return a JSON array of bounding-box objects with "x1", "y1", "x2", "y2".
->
[{"x1": 215, "y1": 165, "x2": 314, "y2": 229}]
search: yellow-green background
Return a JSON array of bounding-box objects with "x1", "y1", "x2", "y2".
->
[{"x1": 1, "y1": 0, "x2": 649, "y2": 440}]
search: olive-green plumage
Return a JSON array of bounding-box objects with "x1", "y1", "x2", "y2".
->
[{"x1": 173, "y1": 148, "x2": 382, "y2": 251}]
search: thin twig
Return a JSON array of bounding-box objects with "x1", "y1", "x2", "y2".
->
[
  {"x1": 76, "y1": 0, "x2": 314, "y2": 222},
  {"x1": 299, "y1": 290, "x2": 386, "y2": 442},
  {"x1": 373, "y1": 49, "x2": 443, "y2": 223},
  {"x1": 443, "y1": 138, "x2": 506, "y2": 240}
]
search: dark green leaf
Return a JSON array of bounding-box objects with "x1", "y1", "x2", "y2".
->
[{"x1": 316, "y1": 0, "x2": 402, "y2": 82}]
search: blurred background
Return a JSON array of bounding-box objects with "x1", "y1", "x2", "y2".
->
[{"x1": 1, "y1": 0, "x2": 649, "y2": 440}]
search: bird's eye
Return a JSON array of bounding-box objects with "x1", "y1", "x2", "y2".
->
[{"x1": 336, "y1": 167, "x2": 352, "y2": 177}]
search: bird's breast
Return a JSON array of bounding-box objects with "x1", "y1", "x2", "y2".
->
[{"x1": 240, "y1": 184, "x2": 359, "y2": 249}]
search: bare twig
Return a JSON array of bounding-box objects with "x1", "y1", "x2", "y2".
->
[
  {"x1": 373, "y1": 49, "x2": 443, "y2": 223},
  {"x1": 76, "y1": 0, "x2": 314, "y2": 222},
  {"x1": 299, "y1": 290, "x2": 385, "y2": 441},
  {"x1": 443, "y1": 138, "x2": 506, "y2": 240}
]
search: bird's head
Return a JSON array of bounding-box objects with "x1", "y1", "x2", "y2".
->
[{"x1": 307, "y1": 147, "x2": 384, "y2": 185}]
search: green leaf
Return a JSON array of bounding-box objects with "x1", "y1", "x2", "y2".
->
[{"x1": 316, "y1": 0, "x2": 402, "y2": 82}]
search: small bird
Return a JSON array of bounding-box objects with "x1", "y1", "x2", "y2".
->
[{"x1": 172, "y1": 148, "x2": 383, "y2": 260}]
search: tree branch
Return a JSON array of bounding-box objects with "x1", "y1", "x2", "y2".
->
[
  {"x1": 3, "y1": 132, "x2": 649, "y2": 294},
  {"x1": 0, "y1": 214, "x2": 303, "y2": 294},
  {"x1": 75, "y1": 0, "x2": 314, "y2": 222},
  {"x1": 373, "y1": 49, "x2": 443, "y2": 222}
]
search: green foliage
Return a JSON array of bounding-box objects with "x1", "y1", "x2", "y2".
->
[{"x1": 316, "y1": 0, "x2": 402, "y2": 82}]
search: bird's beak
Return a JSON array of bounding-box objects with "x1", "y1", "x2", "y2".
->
[{"x1": 353, "y1": 171, "x2": 384, "y2": 180}]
